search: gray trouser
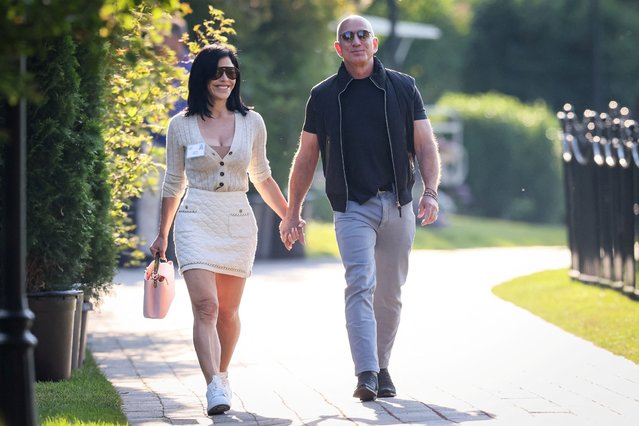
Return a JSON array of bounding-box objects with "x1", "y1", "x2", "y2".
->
[{"x1": 334, "y1": 191, "x2": 416, "y2": 375}]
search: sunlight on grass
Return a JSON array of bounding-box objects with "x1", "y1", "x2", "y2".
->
[
  {"x1": 41, "y1": 420, "x2": 127, "y2": 426},
  {"x1": 36, "y1": 352, "x2": 127, "y2": 425},
  {"x1": 305, "y1": 214, "x2": 566, "y2": 258},
  {"x1": 493, "y1": 269, "x2": 639, "y2": 363}
]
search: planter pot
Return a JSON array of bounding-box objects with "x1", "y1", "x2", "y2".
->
[
  {"x1": 77, "y1": 301, "x2": 93, "y2": 367},
  {"x1": 70, "y1": 291, "x2": 84, "y2": 370},
  {"x1": 27, "y1": 290, "x2": 83, "y2": 381}
]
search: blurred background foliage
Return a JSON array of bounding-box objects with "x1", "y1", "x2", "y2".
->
[
  {"x1": 436, "y1": 92, "x2": 562, "y2": 223},
  {"x1": 3, "y1": 0, "x2": 639, "y2": 277},
  {"x1": 182, "y1": 0, "x2": 638, "y2": 224},
  {"x1": 463, "y1": 0, "x2": 639, "y2": 113},
  {"x1": 187, "y1": 0, "x2": 355, "y2": 183}
]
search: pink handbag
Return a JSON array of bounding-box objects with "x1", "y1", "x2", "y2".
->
[{"x1": 143, "y1": 255, "x2": 175, "y2": 319}]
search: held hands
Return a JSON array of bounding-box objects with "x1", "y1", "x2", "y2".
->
[
  {"x1": 279, "y1": 216, "x2": 306, "y2": 251},
  {"x1": 417, "y1": 193, "x2": 439, "y2": 226}
]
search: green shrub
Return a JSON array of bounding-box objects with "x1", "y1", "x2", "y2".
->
[
  {"x1": 26, "y1": 36, "x2": 92, "y2": 291},
  {"x1": 25, "y1": 34, "x2": 116, "y2": 298},
  {"x1": 436, "y1": 92, "x2": 563, "y2": 223},
  {"x1": 75, "y1": 37, "x2": 117, "y2": 300}
]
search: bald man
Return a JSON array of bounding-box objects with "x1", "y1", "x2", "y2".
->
[{"x1": 281, "y1": 15, "x2": 441, "y2": 401}]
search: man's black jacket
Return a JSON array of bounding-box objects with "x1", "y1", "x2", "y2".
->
[{"x1": 303, "y1": 57, "x2": 426, "y2": 213}]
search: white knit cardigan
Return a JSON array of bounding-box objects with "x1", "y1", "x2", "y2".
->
[{"x1": 161, "y1": 110, "x2": 272, "y2": 199}]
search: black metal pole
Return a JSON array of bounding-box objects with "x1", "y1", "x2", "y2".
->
[{"x1": 0, "y1": 55, "x2": 37, "y2": 426}]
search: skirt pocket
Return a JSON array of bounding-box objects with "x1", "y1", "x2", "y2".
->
[{"x1": 228, "y1": 209, "x2": 257, "y2": 237}]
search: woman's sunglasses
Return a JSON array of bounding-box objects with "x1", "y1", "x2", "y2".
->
[
  {"x1": 214, "y1": 66, "x2": 239, "y2": 80},
  {"x1": 340, "y1": 30, "x2": 372, "y2": 43}
]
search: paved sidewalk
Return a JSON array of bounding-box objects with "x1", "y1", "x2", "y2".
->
[{"x1": 89, "y1": 247, "x2": 639, "y2": 426}]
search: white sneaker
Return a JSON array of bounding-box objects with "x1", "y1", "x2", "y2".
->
[
  {"x1": 206, "y1": 375, "x2": 230, "y2": 415},
  {"x1": 221, "y1": 375, "x2": 232, "y2": 403}
]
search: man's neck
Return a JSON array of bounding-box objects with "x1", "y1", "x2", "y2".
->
[{"x1": 343, "y1": 61, "x2": 374, "y2": 80}]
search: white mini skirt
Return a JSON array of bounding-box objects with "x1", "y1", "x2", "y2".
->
[{"x1": 173, "y1": 188, "x2": 258, "y2": 278}]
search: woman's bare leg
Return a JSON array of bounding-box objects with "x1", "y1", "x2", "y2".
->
[
  {"x1": 184, "y1": 269, "x2": 219, "y2": 383},
  {"x1": 215, "y1": 273, "x2": 246, "y2": 373}
]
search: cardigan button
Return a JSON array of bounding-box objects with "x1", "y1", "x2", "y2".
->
[
  {"x1": 220, "y1": 172, "x2": 225, "y2": 176},
  {"x1": 220, "y1": 161, "x2": 225, "y2": 166}
]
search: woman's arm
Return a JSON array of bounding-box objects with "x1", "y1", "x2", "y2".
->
[
  {"x1": 150, "y1": 196, "x2": 181, "y2": 259},
  {"x1": 253, "y1": 176, "x2": 288, "y2": 220}
]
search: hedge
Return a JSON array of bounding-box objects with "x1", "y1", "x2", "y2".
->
[{"x1": 436, "y1": 92, "x2": 563, "y2": 223}]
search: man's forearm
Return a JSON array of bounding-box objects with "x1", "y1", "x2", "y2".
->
[
  {"x1": 418, "y1": 142, "x2": 441, "y2": 192},
  {"x1": 287, "y1": 132, "x2": 320, "y2": 219},
  {"x1": 414, "y1": 119, "x2": 441, "y2": 192},
  {"x1": 287, "y1": 154, "x2": 315, "y2": 219}
]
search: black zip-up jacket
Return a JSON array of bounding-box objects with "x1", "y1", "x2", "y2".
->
[{"x1": 303, "y1": 57, "x2": 426, "y2": 213}]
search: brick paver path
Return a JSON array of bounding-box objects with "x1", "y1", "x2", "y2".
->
[{"x1": 90, "y1": 247, "x2": 639, "y2": 425}]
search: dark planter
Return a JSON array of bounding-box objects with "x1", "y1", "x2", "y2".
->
[
  {"x1": 27, "y1": 290, "x2": 83, "y2": 381},
  {"x1": 70, "y1": 290, "x2": 84, "y2": 370},
  {"x1": 77, "y1": 301, "x2": 93, "y2": 367}
]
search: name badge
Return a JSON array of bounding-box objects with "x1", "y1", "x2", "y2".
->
[{"x1": 186, "y1": 143, "x2": 206, "y2": 159}]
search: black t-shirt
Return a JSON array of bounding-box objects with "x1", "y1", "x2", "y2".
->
[{"x1": 341, "y1": 77, "x2": 394, "y2": 204}]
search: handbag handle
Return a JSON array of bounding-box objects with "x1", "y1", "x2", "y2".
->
[{"x1": 151, "y1": 253, "x2": 168, "y2": 288}]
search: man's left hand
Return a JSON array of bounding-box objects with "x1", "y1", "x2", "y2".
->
[{"x1": 417, "y1": 195, "x2": 439, "y2": 226}]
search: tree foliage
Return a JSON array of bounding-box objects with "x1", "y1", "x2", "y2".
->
[
  {"x1": 463, "y1": 0, "x2": 639, "y2": 112},
  {"x1": 364, "y1": 0, "x2": 473, "y2": 103},
  {"x1": 1, "y1": 0, "x2": 193, "y2": 300},
  {"x1": 25, "y1": 36, "x2": 92, "y2": 292},
  {"x1": 187, "y1": 0, "x2": 355, "y2": 183},
  {"x1": 102, "y1": 2, "x2": 236, "y2": 262}
]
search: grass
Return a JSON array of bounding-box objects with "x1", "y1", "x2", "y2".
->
[
  {"x1": 305, "y1": 214, "x2": 566, "y2": 257},
  {"x1": 36, "y1": 351, "x2": 127, "y2": 426},
  {"x1": 493, "y1": 268, "x2": 639, "y2": 363}
]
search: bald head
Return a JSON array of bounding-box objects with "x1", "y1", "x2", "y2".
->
[{"x1": 336, "y1": 15, "x2": 374, "y2": 41}]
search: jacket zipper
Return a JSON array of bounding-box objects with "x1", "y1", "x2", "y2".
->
[
  {"x1": 370, "y1": 77, "x2": 402, "y2": 217},
  {"x1": 338, "y1": 79, "x2": 353, "y2": 208}
]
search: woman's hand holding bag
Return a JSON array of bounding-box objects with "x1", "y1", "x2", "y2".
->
[{"x1": 143, "y1": 253, "x2": 175, "y2": 319}]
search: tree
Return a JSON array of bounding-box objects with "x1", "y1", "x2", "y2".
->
[
  {"x1": 25, "y1": 36, "x2": 95, "y2": 292},
  {"x1": 463, "y1": 0, "x2": 639, "y2": 112},
  {"x1": 1, "y1": 0, "x2": 187, "y2": 296},
  {"x1": 363, "y1": 0, "x2": 472, "y2": 103},
  {"x1": 103, "y1": 2, "x2": 236, "y2": 262},
  {"x1": 187, "y1": 0, "x2": 354, "y2": 183}
]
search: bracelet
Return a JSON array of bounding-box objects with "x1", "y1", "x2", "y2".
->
[
  {"x1": 423, "y1": 192, "x2": 438, "y2": 202},
  {"x1": 423, "y1": 187, "x2": 438, "y2": 201}
]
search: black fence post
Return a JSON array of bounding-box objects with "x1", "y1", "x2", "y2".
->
[
  {"x1": 627, "y1": 119, "x2": 639, "y2": 297},
  {"x1": 559, "y1": 101, "x2": 638, "y2": 299},
  {"x1": 558, "y1": 106, "x2": 577, "y2": 274}
]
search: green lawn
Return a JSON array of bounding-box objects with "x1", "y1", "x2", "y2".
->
[
  {"x1": 36, "y1": 352, "x2": 127, "y2": 426},
  {"x1": 493, "y1": 269, "x2": 639, "y2": 363},
  {"x1": 305, "y1": 214, "x2": 566, "y2": 257}
]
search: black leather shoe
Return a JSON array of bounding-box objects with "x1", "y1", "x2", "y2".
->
[
  {"x1": 353, "y1": 371, "x2": 378, "y2": 401},
  {"x1": 377, "y1": 368, "x2": 396, "y2": 398}
]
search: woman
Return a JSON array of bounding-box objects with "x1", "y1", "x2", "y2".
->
[{"x1": 150, "y1": 44, "x2": 290, "y2": 416}]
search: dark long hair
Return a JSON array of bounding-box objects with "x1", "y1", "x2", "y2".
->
[{"x1": 185, "y1": 44, "x2": 249, "y2": 119}]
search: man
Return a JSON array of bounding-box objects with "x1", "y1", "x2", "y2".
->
[{"x1": 280, "y1": 15, "x2": 441, "y2": 401}]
